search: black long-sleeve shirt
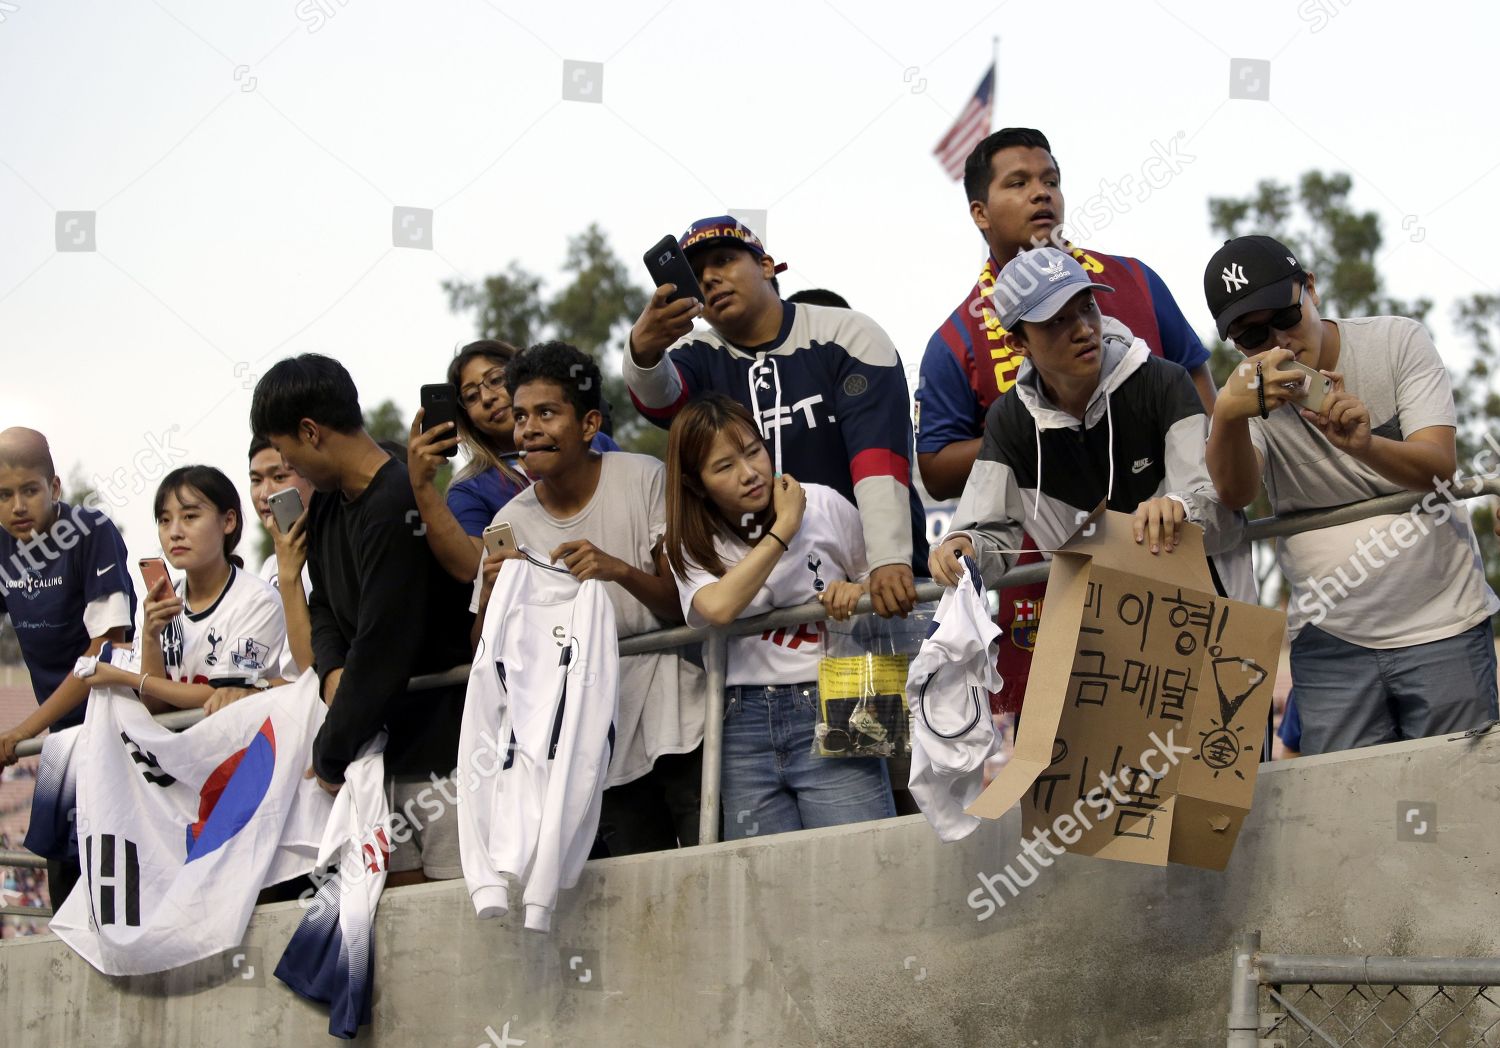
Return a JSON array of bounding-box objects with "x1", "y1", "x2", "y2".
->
[{"x1": 307, "y1": 454, "x2": 474, "y2": 783}]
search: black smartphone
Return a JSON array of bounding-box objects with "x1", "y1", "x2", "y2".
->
[
  {"x1": 420, "y1": 383, "x2": 462, "y2": 458},
  {"x1": 643, "y1": 234, "x2": 705, "y2": 305}
]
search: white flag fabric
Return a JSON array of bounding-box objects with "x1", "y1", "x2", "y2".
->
[
  {"x1": 276, "y1": 740, "x2": 390, "y2": 1039},
  {"x1": 50, "y1": 674, "x2": 331, "y2": 975}
]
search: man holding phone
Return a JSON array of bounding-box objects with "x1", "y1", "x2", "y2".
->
[
  {"x1": 251, "y1": 354, "x2": 475, "y2": 885},
  {"x1": 1204, "y1": 234, "x2": 1498, "y2": 755},
  {"x1": 248, "y1": 435, "x2": 314, "y2": 681},
  {"x1": 625, "y1": 216, "x2": 924, "y2": 617}
]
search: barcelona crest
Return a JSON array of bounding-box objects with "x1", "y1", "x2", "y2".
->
[{"x1": 1011, "y1": 598, "x2": 1042, "y2": 651}]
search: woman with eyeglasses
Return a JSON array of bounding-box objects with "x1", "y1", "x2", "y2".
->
[
  {"x1": 408, "y1": 339, "x2": 619, "y2": 582},
  {"x1": 662, "y1": 394, "x2": 896, "y2": 841}
]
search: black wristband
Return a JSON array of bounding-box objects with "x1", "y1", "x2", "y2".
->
[
  {"x1": 1255, "y1": 362, "x2": 1269, "y2": 419},
  {"x1": 767, "y1": 531, "x2": 790, "y2": 552}
]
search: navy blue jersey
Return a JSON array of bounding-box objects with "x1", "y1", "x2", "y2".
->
[
  {"x1": 624, "y1": 301, "x2": 925, "y2": 573},
  {"x1": 0, "y1": 502, "x2": 136, "y2": 727}
]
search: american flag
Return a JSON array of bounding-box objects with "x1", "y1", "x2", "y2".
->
[{"x1": 933, "y1": 64, "x2": 995, "y2": 181}]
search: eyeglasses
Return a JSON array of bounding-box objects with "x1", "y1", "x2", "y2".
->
[
  {"x1": 459, "y1": 368, "x2": 507, "y2": 408},
  {"x1": 1232, "y1": 284, "x2": 1304, "y2": 351}
]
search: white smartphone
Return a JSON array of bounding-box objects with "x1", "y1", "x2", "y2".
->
[
  {"x1": 482, "y1": 521, "x2": 516, "y2": 557},
  {"x1": 268, "y1": 487, "x2": 305, "y2": 534},
  {"x1": 1284, "y1": 360, "x2": 1333, "y2": 414}
]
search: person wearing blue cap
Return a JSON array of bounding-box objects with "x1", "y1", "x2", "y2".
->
[
  {"x1": 624, "y1": 215, "x2": 925, "y2": 618},
  {"x1": 928, "y1": 249, "x2": 1252, "y2": 615}
]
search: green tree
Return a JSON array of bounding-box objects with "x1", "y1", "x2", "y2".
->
[
  {"x1": 364, "y1": 399, "x2": 407, "y2": 447},
  {"x1": 442, "y1": 223, "x2": 662, "y2": 458}
]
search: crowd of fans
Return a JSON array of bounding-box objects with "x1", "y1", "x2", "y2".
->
[{"x1": 2, "y1": 127, "x2": 1496, "y2": 910}]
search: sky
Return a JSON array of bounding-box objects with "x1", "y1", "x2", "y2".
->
[{"x1": 2, "y1": 0, "x2": 1497, "y2": 588}]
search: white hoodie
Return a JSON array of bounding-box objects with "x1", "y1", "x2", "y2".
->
[{"x1": 458, "y1": 550, "x2": 619, "y2": 933}]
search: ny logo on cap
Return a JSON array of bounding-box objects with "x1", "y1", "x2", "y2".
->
[{"x1": 1221, "y1": 262, "x2": 1248, "y2": 293}]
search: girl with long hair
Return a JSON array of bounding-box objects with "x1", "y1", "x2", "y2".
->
[
  {"x1": 663, "y1": 394, "x2": 895, "y2": 840},
  {"x1": 84, "y1": 465, "x2": 287, "y2": 713}
]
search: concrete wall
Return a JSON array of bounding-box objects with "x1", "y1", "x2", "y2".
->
[{"x1": 4, "y1": 731, "x2": 1498, "y2": 1048}]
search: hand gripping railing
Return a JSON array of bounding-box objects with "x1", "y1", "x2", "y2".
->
[{"x1": 4, "y1": 475, "x2": 1497, "y2": 879}]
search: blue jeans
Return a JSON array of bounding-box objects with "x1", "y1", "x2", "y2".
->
[
  {"x1": 721, "y1": 683, "x2": 896, "y2": 841},
  {"x1": 1289, "y1": 620, "x2": 1499, "y2": 755}
]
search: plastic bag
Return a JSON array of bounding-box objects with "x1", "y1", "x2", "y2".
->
[{"x1": 812, "y1": 601, "x2": 936, "y2": 758}]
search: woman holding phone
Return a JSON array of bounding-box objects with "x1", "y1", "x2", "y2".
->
[
  {"x1": 408, "y1": 339, "x2": 619, "y2": 583},
  {"x1": 663, "y1": 394, "x2": 896, "y2": 841},
  {"x1": 83, "y1": 466, "x2": 287, "y2": 714}
]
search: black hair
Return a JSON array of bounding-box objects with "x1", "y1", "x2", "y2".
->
[
  {"x1": 504, "y1": 341, "x2": 602, "y2": 418},
  {"x1": 786, "y1": 288, "x2": 850, "y2": 309},
  {"x1": 153, "y1": 466, "x2": 245, "y2": 569},
  {"x1": 963, "y1": 128, "x2": 1056, "y2": 206},
  {"x1": 248, "y1": 433, "x2": 272, "y2": 460},
  {"x1": 249, "y1": 353, "x2": 363, "y2": 439}
]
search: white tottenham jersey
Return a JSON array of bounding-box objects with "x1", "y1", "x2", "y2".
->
[
  {"x1": 459, "y1": 552, "x2": 619, "y2": 933},
  {"x1": 906, "y1": 557, "x2": 1006, "y2": 843},
  {"x1": 156, "y1": 565, "x2": 287, "y2": 687},
  {"x1": 259, "y1": 551, "x2": 312, "y2": 680},
  {"x1": 673, "y1": 484, "x2": 869, "y2": 686},
  {"x1": 276, "y1": 740, "x2": 389, "y2": 1040},
  {"x1": 49, "y1": 672, "x2": 331, "y2": 975}
]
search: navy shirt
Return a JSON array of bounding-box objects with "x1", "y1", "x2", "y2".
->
[
  {"x1": 0, "y1": 502, "x2": 136, "y2": 728},
  {"x1": 445, "y1": 431, "x2": 620, "y2": 537}
]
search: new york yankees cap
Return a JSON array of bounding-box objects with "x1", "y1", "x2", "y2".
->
[
  {"x1": 994, "y1": 247, "x2": 1114, "y2": 331},
  {"x1": 1204, "y1": 235, "x2": 1307, "y2": 339}
]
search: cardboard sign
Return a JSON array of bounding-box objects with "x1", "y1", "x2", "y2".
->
[{"x1": 966, "y1": 508, "x2": 1285, "y2": 869}]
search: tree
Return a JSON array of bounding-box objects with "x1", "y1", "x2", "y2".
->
[
  {"x1": 442, "y1": 224, "x2": 662, "y2": 458},
  {"x1": 364, "y1": 400, "x2": 408, "y2": 448}
]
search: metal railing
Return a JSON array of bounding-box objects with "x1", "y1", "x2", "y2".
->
[
  {"x1": 1229, "y1": 931, "x2": 1500, "y2": 1047},
  {"x1": 4, "y1": 476, "x2": 1498, "y2": 882}
]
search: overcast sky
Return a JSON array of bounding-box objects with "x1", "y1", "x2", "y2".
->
[{"x1": 2, "y1": 0, "x2": 1496, "y2": 581}]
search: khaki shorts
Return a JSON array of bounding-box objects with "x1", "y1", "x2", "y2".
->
[{"x1": 387, "y1": 775, "x2": 463, "y2": 880}]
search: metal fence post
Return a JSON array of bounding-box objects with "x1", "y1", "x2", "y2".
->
[
  {"x1": 698, "y1": 630, "x2": 727, "y2": 845},
  {"x1": 1227, "y1": 929, "x2": 1261, "y2": 1047}
]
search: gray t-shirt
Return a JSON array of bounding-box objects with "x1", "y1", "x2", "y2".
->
[
  {"x1": 1249, "y1": 315, "x2": 1497, "y2": 646},
  {"x1": 474, "y1": 452, "x2": 706, "y2": 787}
]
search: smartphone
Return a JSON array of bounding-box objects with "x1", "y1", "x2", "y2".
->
[
  {"x1": 420, "y1": 383, "x2": 462, "y2": 458},
  {"x1": 482, "y1": 521, "x2": 516, "y2": 558},
  {"x1": 643, "y1": 234, "x2": 705, "y2": 305},
  {"x1": 139, "y1": 557, "x2": 172, "y2": 600},
  {"x1": 1284, "y1": 360, "x2": 1333, "y2": 414},
  {"x1": 267, "y1": 487, "x2": 304, "y2": 535}
]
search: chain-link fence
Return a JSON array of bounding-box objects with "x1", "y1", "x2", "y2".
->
[{"x1": 1229, "y1": 932, "x2": 1500, "y2": 1047}]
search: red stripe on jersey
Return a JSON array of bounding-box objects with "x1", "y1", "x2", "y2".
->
[
  {"x1": 850, "y1": 448, "x2": 910, "y2": 487},
  {"x1": 627, "y1": 369, "x2": 692, "y2": 420}
]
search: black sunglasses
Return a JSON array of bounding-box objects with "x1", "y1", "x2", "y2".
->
[{"x1": 1232, "y1": 284, "x2": 1304, "y2": 351}]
